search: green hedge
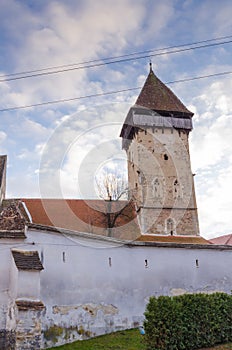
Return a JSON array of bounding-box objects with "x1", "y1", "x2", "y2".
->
[{"x1": 144, "y1": 292, "x2": 232, "y2": 350}]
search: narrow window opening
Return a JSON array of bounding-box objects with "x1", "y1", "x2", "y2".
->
[
  {"x1": 62, "y1": 252, "x2": 66, "y2": 263},
  {"x1": 170, "y1": 230, "x2": 173, "y2": 236},
  {"x1": 174, "y1": 179, "x2": 178, "y2": 193},
  {"x1": 145, "y1": 259, "x2": 148, "y2": 268},
  {"x1": 135, "y1": 183, "x2": 138, "y2": 188},
  {"x1": 109, "y1": 257, "x2": 112, "y2": 267},
  {"x1": 164, "y1": 154, "x2": 168, "y2": 160},
  {"x1": 196, "y1": 259, "x2": 199, "y2": 268},
  {"x1": 40, "y1": 251, "x2": 44, "y2": 264},
  {"x1": 144, "y1": 130, "x2": 147, "y2": 135}
]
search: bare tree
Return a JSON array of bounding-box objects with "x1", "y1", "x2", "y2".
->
[
  {"x1": 95, "y1": 171, "x2": 130, "y2": 237},
  {"x1": 95, "y1": 172, "x2": 128, "y2": 201}
]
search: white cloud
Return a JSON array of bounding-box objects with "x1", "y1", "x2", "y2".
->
[
  {"x1": 0, "y1": 131, "x2": 7, "y2": 143},
  {"x1": 1, "y1": 0, "x2": 232, "y2": 239},
  {"x1": 38, "y1": 103, "x2": 129, "y2": 198},
  {"x1": 197, "y1": 164, "x2": 232, "y2": 238},
  {"x1": 0, "y1": 131, "x2": 7, "y2": 154},
  {"x1": 0, "y1": 0, "x2": 156, "y2": 116},
  {"x1": 137, "y1": 1, "x2": 174, "y2": 44},
  {"x1": 19, "y1": 118, "x2": 51, "y2": 140},
  {"x1": 190, "y1": 76, "x2": 232, "y2": 170},
  {"x1": 187, "y1": 74, "x2": 232, "y2": 238},
  {"x1": 195, "y1": 0, "x2": 232, "y2": 36}
]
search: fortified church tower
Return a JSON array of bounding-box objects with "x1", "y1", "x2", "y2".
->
[{"x1": 120, "y1": 65, "x2": 199, "y2": 236}]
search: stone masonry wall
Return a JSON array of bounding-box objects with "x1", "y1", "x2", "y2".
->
[
  {"x1": 127, "y1": 127, "x2": 199, "y2": 235},
  {"x1": 0, "y1": 330, "x2": 16, "y2": 350},
  {"x1": 15, "y1": 306, "x2": 44, "y2": 350}
]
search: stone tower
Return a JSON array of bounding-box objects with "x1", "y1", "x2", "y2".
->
[{"x1": 120, "y1": 66, "x2": 199, "y2": 236}]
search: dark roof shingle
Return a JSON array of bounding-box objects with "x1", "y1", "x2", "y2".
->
[
  {"x1": 12, "y1": 250, "x2": 44, "y2": 271},
  {"x1": 136, "y1": 69, "x2": 193, "y2": 116}
]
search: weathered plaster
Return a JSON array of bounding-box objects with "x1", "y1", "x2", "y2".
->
[
  {"x1": 15, "y1": 308, "x2": 43, "y2": 350},
  {"x1": 0, "y1": 229, "x2": 232, "y2": 349},
  {"x1": 19, "y1": 229, "x2": 232, "y2": 348},
  {"x1": 53, "y1": 303, "x2": 118, "y2": 317}
]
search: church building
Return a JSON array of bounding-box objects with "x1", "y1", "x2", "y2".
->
[{"x1": 0, "y1": 68, "x2": 231, "y2": 349}]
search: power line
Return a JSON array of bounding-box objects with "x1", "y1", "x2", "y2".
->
[
  {"x1": 0, "y1": 87, "x2": 140, "y2": 111},
  {"x1": 1, "y1": 34, "x2": 232, "y2": 79},
  {"x1": 166, "y1": 70, "x2": 232, "y2": 84},
  {"x1": 0, "y1": 39, "x2": 232, "y2": 83},
  {"x1": 0, "y1": 70, "x2": 231, "y2": 112}
]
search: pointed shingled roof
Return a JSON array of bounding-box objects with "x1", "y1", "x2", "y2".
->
[{"x1": 136, "y1": 68, "x2": 193, "y2": 116}]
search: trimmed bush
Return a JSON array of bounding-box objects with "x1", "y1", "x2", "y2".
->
[{"x1": 144, "y1": 292, "x2": 232, "y2": 350}]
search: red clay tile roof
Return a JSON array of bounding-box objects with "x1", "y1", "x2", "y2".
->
[
  {"x1": 22, "y1": 198, "x2": 141, "y2": 240},
  {"x1": 12, "y1": 250, "x2": 44, "y2": 270},
  {"x1": 136, "y1": 69, "x2": 193, "y2": 116},
  {"x1": 136, "y1": 235, "x2": 210, "y2": 245},
  {"x1": 209, "y1": 234, "x2": 232, "y2": 245},
  {"x1": 21, "y1": 199, "x2": 207, "y2": 244}
]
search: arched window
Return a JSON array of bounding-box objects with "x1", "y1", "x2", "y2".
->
[{"x1": 166, "y1": 218, "x2": 176, "y2": 235}]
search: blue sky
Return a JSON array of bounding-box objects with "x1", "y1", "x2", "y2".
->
[{"x1": 0, "y1": 0, "x2": 232, "y2": 238}]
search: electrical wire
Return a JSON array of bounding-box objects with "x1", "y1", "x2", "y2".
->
[
  {"x1": 0, "y1": 38, "x2": 232, "y2": 83},
  {"x1": 0, "y1": 34, "x2": 232, "y2": 79},
  {"x1": 0, "y1": 70, "x2": 231, "y2": 112}
]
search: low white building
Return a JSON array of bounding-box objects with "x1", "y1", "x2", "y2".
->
[{"x1": 0, "y1": 206, "x2": 231, "y2": 349}]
